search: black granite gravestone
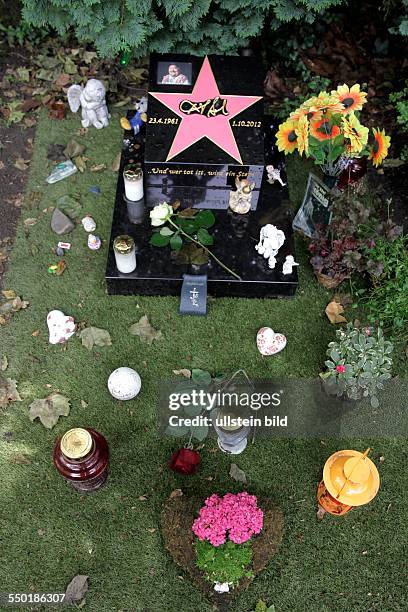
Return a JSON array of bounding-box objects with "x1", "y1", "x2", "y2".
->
[{"x1": 105, "y1": 115, "x2": 298, "y2": 298}]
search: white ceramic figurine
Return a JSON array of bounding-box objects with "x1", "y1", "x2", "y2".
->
[
  {"x1": 255, "y1": 224, "x2": 285, "y2": 269},
  {"x1": 282, "y1": 255, "x2": 299, "y2": 275},
  {"x1": 266, "y1": 164, "x2": 286, "y2": 186},
  {"x1": 67, "y1": 79, "x2": 110, "y2": 129}
]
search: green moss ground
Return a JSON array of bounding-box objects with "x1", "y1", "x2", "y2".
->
[{"x1": 0, "y1": 111, "x2": 406, "y2": 612}]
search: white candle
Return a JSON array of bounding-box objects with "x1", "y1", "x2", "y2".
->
[
  {"x1": 123, "y1": 165, "x2": 144, "y2": 201},
  {"x1": 113, "y1": 235, "x2": 136, "y2": 273}
]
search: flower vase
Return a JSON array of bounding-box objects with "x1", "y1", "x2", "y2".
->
[
  {"x1": 337, "y1": 157, "x2": 367, "y2": 191},
  {"x1": 321, "y1": 156, "x2": 350, "y2": 189}
]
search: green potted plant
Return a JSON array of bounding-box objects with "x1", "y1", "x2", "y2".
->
[{"x1": 320, "y1": 324, "x2": 393, "y2": 407}]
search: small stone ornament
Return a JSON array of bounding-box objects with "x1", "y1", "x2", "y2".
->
[
  {"x1": 282, "y1": 255, "x2": 299, "y2": 275},
  {"x1": 88, "y1": 234, "x2": 101, "y2": 250},
  {"x1": 256, "y1": 327, "x2": 287, "y2": 356},
  {"x1": 67, "y1": 79, "x2": 110, "y2": 129},
  {"x1": 81, "y1": 215, "x2": 96, "y2": 232},
  {"x1": 47, "y1": 310, "x2": 76, "y2": 344},
  {"x1": 266, "y1": 164, "x2": 286, "y2": 186},
  {"x1": 108, "y1": 367, "x2": 141, "y2": 400},
  {"x1": 51, "y1": 208, "x2": 75, "y2": 235},
  {"x1": 255, "y1": 224, "x2": 285, "y2": 269},
  {"x1": 228, "y1": 177, "x2": 255, "y2": 214}
]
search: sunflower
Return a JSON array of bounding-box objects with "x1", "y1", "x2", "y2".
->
[
  {"x1": 313, "y1": 91, "x2": 345, "y2": 114},
  {"x1": 368, "y1": 127, "x2": 391, "y2": 167},
  {"x1": 295, "y1": 115, "x2": 309, "y2": 156},
  {"x1": 276, "y1": 120, "x2": 298, "y2": 154},
  {"x1": 342, "y1": 112, "x2": 369, "y2": 153},
  {"x1": 331, "y1": 84, "x2": 367, "y2": 113},
  {"x1": 310, "y1": 117, "x2": 341, "y2": 141},
  {"x1": 290, "y1": 98, "x2": 323, "y2": 123}
]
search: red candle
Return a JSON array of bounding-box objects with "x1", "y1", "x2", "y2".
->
[{"x1": 53, "y1": 428, "x2": 109, "y2": 492}]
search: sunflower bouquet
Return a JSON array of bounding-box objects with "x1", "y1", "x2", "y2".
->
[{"x1": 276, "y1": 84, "x2": 390, "y2": 176}]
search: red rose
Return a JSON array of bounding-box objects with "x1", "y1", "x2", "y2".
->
[
  {"x1": 169, "y1": 448, "x2": 201, "y2": 475},
  {"x1": 336, "y1": 365, "x2": 346, "y2": 373}
]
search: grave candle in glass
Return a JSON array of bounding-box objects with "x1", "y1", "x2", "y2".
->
[
  {"x1": 53, "y1": 427, "x2": 109, "y2": 493},
  {"x1": 113, "y1": 234, "x2": 136, "y2": 273},
  {"x1": 317, "y1": 448, "x2": 380, "y2": 516},
  {"x1": 123, "y1": 165, "x2": 143, "y2": 201}
]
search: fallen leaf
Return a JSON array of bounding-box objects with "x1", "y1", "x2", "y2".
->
[
  {"x1": 90, "y1": 163, "x2": 106, "y2": 172},
  {"x1": 1, "y1": 355, "x2": 8, "y2": 371},
  {"x1": 55, "y1": 259, "x2": 66, "y2": 276},
  {"x1": 16, "y1": 67, "x2": 30, "y2": 82},
  {"x1": 28, "y1": 393, "x2": 70, "y2": 429},
  {"x1": 147, "y1": 528, "x2": 156, "y2": 533},
  {"x1": 379, "y1": 455, "x2": 385, "y2": 463},
  {"x1": 169, "y1": 489, "x2": 183, "y2": 499},
  {"x1": 24, "y1": 117, "x2": 37, "y2": 128},
  {"x1": 138, "y1": 495, "x2": 148, "y2": 501},
  {"x1": 10, "y1": 453, "x2": 32, "y2": 465},
  {"x1": 81, "y1": 400, "x2": 88, "y2": 409},
  {"x1": 0, "y1": 378, "x2": 22, "y2": 409},
  {"x1": 79, "y1": 327, "x2": 112, "y2": 350},
  {"x1": 73, "y1": 155, "x2": 87, "y2": 172},
  {"x1": 129, "y1": 315, "x2": 162, "y2": 344},
  {"x1": 172, "y1": 369, "x2": 191, "y2": 378},
  {"x1": 14, "y1": 157, "x2": 30, "y2": 171},
  {"x1": 24, "y1": 217, "x2": 38, "y2": 228},
  {"x1": 53, "y1": 73, "x2": 71, "y2": 90},
  {"x1": 229, "y1": 463, "x2": 247, "y2": 483},
  {"x1": 64, "y1": 139, "x2": 85, "y2": 159},
  {"x1": 325, "y1": 301, "x2": 347, "y2": 324},
  {"x1": 37, "y1": 529, "x2": 45, "y2": 536},
  {"x1": 31, "y1": 330, "x2": 40, "y2": 337},
  {"x1": 111, "y1": 151, "x2": 121, "y2": 172},
  {"x1": 11, "y1": 296, "x2": 29, "y2": 311},
  {"x1": 2, "y1": 290, "x2": 16, "y2": 299},
  {"x1": 64, "y1": 575, "x2": 88, "y2": 604}
]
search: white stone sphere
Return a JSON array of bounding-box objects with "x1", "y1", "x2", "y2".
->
[{"x1": 108, "y1": 367, "x2": 141, "y2": 400}]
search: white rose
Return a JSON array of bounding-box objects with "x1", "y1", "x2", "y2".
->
[{"x1": 150, "y1": 202, "x2": 173, "y2": 227}]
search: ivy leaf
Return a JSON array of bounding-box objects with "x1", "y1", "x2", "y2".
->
[
  {"x1": 129, "y1": 315, "x2": 162, "y2": 344},
  {"x1": 195, "y1": 209, "x2": 215, "y2": 228},
  {"x1": 150, "y1": 233, "x2": 170, "y2": 247},
  {"x1": 29, "y1": 393, "x2": 70, "y2": 429},
  {"x1": 229, "y1": 463, "x2": 247, "y2": 483},
  {"x1": 79, "y1": 327, "x2": 112, "y2": 350},
  {"x1": 0, "y1": 377, "x2": 22, "y2": 408}
]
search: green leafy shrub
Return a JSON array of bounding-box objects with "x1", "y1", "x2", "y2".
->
[
  {"x1": 321, "y1": 324, "x2": 393, "y2": 407},
  {"x1": 361, "y1": 234, "x2": 408, "y2": 336},
  {"x1": 22, "y1": 0, "x2": 345, "y2": 58},
  {"x1": 195, "y1": 539, "x2": 253, "y2": 585},
  {"x1": 389, "y1": 80, "x2": 408, "y2": 160}
]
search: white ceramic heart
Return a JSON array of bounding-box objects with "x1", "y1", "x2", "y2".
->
[
  {"x1": 256, "y1": 327, "x2": 287, "y2": 356},
  {"x1": 47, "y1": 310, "x2": 76, "y2": 344}
]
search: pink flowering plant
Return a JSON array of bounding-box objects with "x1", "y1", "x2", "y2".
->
[{"x1": 192, "y1": 492, "x2": 264, "y2": 586}]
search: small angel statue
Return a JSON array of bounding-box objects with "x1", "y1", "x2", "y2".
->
[
  {"x1": 228, "y1": 177, "x2": 256, "y2": 214},
  {"x1": 265, "y1": 164, "x2": 286, "y2": 186},
  {"x1": 282, "y1": 255, "x2": 299, "y2": 275},
  {"x1": 255, "y1": 224, "x2": 285, "y2": 269},
  {"x1": 67, "y1": 79, "x2": 110, "y2": 129}
]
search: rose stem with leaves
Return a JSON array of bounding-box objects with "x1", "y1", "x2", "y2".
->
[{"x1": 167, "y1": 218, "x2": 241, "y2": 281}]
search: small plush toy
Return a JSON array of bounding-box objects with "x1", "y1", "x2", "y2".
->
[{"x1": 120, "y1": 96, "x2": 148, "y2": 134}]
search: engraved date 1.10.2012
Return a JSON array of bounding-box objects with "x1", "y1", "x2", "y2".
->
[
  {"x1": 1, "y1": 593, "x2": 66, "y2": 605},
  {"x1": 148, "y1": 117, "x2": 262, "y2": 128}
]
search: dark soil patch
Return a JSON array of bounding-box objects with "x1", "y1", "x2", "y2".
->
[{"x1": 161, "y1": 495, "x2": 284, "y2": 610}]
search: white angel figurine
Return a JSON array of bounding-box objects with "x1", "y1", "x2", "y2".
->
[
  {"x1": 282, "y1": 255, "x2": 299, "y2": 275},
  {"x1": 67, "y1": 79, "x2": 110, "y2": 129},
  {"x1": 255, "y1": 224, "x2": 285, "y2": 269}
]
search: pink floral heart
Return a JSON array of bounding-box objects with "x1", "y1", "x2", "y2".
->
[{"x1": 256, "y1": 327, "x2": 287, "y2": 356}]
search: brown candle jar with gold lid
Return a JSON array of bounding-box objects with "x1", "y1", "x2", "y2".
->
[{"x1": 53, "y1": 427, "x2": 109, "y2": 493}]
